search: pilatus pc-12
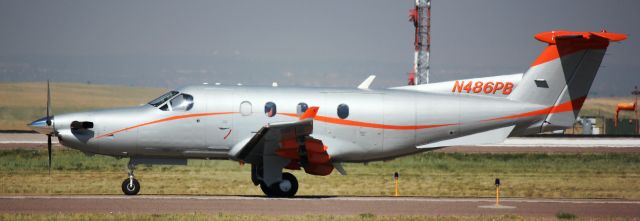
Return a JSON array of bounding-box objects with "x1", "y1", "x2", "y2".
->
[{"x1": 29, "y1": 30, "x2": 626, "y2": 197}]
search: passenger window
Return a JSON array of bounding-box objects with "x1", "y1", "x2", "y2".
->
[
  {"x1": 337, "y1": 104, "x2": 349, "y2": 119},
  {"x1": 240, "y1": 101, "x2": 252, "y2": 116},
  {"x1": 296, "y1": 102, "x2": 308, "y2": 116},
  {"x1": 264, "y1": 102, "x2": 277, "y2": 117},
  {"x1": 169, "y1": 94, "x2": 194, "y2": 111}
]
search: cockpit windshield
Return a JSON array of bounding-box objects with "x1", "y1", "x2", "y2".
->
[{"x1": 148, "y1": 91, "x2": 179, "y2": 107}]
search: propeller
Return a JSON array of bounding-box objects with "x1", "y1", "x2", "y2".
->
[
  {"x1": 46, "y1": 80, "x2": 52, "y2": 173},
  {"x1": 47, "y1": 133, "x2": 52, "y2": 173},
  {"x1": 27, "y1": 80, "x2": 56, "y2": 173}
]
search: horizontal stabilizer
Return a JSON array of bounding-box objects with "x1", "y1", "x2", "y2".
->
[
  {"x1": 418, "y1": 125, "x2": 515, "y2": 149},
  {"x1": 534, "y1": 30, "x2": 627, "y2": 44}
]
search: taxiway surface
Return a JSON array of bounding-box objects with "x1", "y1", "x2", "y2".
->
[{"x1": 0, "y1": 195, "x2": 638, "y2": 218}]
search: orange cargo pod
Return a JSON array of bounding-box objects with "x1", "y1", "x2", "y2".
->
[
  {"x1": 304, "y1": 138, "x2": 327, "y2": 153},
  {"x1": 276, "y1": 138, "x2": 300, "y2": 159},
  {"x1": 275, "y1": 148, "x2": 299, "y2": 160},
  {"x1": 303, "y1": 163, "x2": 334, "y2": 176},
  {"x1": 284, "y1": 160, "x2": 301, "y2": 170},
  {"x1": 280, "y1": 138, "x2": 298, "y2": 149},
  {"x1": 307, "y1": 151, "x2": 331, "y2": 164}
]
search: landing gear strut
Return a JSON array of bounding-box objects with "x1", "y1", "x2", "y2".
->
[
  {"x1": 260, "y1": 172, "x2": 298, "y2": 198},
  {"x1": 121, "y1": 161, "x2": 140, "y2": 195}
]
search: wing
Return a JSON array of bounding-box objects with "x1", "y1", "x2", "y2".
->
[{"x1": 228, "y1": 107, "x2": 334, "y2": 176}]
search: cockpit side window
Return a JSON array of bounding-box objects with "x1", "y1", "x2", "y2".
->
[
  {"x1": 148, "y1": 91, "x2": 179, "y2": 107},
  {"x1": 169, "y1": 93, "x2": 194, "y2": 111}
]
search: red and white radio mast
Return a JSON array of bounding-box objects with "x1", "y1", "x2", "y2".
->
[{"x1": 408, "y1": 0, "x2": 431, "y2": 85}]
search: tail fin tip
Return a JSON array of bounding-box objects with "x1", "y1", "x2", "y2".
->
[{"x1": 534, "y1": 30, "x2": 627, "y2": 44}]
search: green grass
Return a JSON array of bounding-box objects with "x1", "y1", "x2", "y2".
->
[
  {"x1": 1, "y1": 148, "x2": 639, "y2": 198},
  {"x1": 556, "y1": 211, "x2": 578, "y2": 220},
  {"x1": 0, "y1": 213, "x2": 633, "y2": 221}
]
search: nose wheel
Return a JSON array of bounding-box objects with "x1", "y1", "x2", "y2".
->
[
  {"x1": 260, "y1": 172, "x2": 298, "y2": 198},
  {"x1": 122, "y1": 178, "x2": 140, "y2": 195},
  {"x1": 121, "y1": 161, "x2": 140, "y2": 195}
]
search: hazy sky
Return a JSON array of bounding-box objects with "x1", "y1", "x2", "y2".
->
[{"x1": 0, "y1": 0, "x2": 638, "y2": 96}]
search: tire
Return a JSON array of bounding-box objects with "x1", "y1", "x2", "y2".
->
[
  {"x1": 259, "y1": 172, "x2": 299, "y2": 198},
  {"x1": 121, "y1": 178, "x2": 140, "y2": 195},
  {"x1": 278, "y1": 172, "x2": 298, "y2": 198},
  {"x1": 260, "y1": 181, "x2": 274, "y2": 197},
  {"x1": 269, "y1": 173, "x2": 298, "y2": 198}
]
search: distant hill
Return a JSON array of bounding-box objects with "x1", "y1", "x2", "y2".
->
[
  {"x1": 0, "y1": 82, "x2": 165, "y2": 130},
  {"x1": 0, "y1": 82, "x2": 636, "y2": 131},
  {"x1": 580, "y1": 97, "x2": 637, "y2": 119}
]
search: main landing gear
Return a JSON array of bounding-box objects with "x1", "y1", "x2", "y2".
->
[
  {"x1": 121, "y1": 161, "x2": 140, "y2": 195},
  {"x1": 260, "y1": 172, "x2": 298, "y2": 197},
  {"x1": 252, "y1": 164, "x2": 299, "y2": 197}
]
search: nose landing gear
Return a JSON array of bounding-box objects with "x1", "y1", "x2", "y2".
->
[{"x1": 121, "y1": 161, "x2": 140, "y2": 195}]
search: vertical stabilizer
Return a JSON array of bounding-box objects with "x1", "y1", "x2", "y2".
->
[{"x1": 508, "y1": 31, "x2": 626, "y2": 131}]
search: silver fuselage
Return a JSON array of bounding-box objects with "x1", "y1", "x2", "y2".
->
[{"x1": 52, "y1": 85, "x2": 541, "y2": 162}]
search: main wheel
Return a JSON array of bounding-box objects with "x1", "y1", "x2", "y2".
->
[
  {"x1": 260, "y1": 181, "x2": 273, "y2": 196},
  {"x1": 260, "y1": 172, "x2": 298, "y2": 198},
  {"x1": 121, "y1": 178, "x2": 140, "y2": 195},
  {"x1": 277, "y1": 172, "x2": 298, "y2": 198}
]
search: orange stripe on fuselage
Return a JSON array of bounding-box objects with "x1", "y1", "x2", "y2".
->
[
  {"x1": 483, "y1": 96, "x2": 587, "y2": 122},
  {"x1": 96, "y1": 96, "x2": 587, "y2": 139},
  {"x1": 279, "y1": 113, "x2": 457, "y2": 130},
  {"x1": 95, "y1": 112, "x2": 236, "y2": 139},
  {"x1": 282, "y1": 96, "x2": 585, "y2": 129}
]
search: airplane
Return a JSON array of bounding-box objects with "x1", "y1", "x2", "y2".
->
[{"x1": 28, "y1": 30, "x2": 626, "y2": 197}]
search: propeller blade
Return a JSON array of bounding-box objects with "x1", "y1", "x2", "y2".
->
[
  {"x1": 46, "y1": 80, "x2": 51, "y2": 126},
  {"x1": 47, "y1": 135, "x2": 52, "y2": 174}
]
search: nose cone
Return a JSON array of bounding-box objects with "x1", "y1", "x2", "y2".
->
[{"x1": 28, "y1": 116, "x2": 55, "y2": 135}]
